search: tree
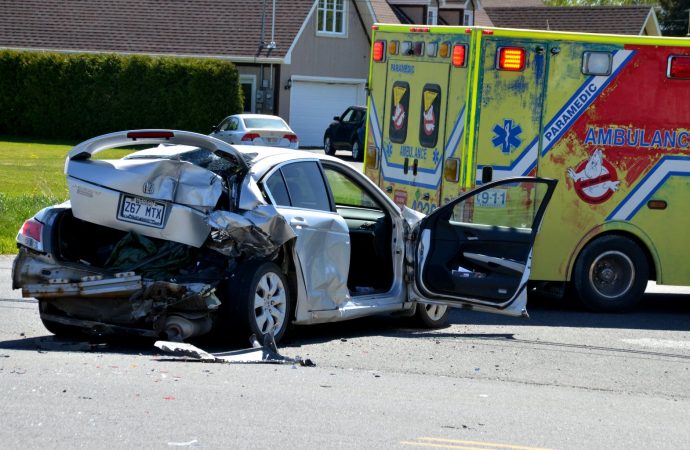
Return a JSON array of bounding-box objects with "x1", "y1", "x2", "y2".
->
[{"x1": 657, "y1": 0, "x2": 690, "y2": 36}]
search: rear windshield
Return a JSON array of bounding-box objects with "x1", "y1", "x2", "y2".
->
[
  {"x1": 243, "y1": 118, "x2": 289, "y2": 130},
  {"x1": 126, "y1": 147, "x2": 253, "y2": 178}
]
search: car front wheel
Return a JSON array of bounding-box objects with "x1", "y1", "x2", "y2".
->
[
  {"x1": 220, "y1": 261, "x2": 291, "y2": 344},
  {"x1": 351, "y1": 139, "x2": 363, "y2": 161},
  {"x1": 324, "y1": 136, "x2": 336, "y2": 156}
]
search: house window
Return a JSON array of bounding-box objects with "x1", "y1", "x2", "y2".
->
[
  {"x1": 426, "y1": 7, "x2": 438, "y2": 25},
  {"x1": 317, "y1": 0, "x2": 347, "y2": 36},
  {"x1": 464, "y1": 11, "x2": 473, "y2": 26}
]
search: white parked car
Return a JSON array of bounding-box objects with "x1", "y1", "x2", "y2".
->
[
  {"x1": 12, "y1": 130, "x2": 556, "y2": 343},
  {"x1": 210, "y1": 114, "x2": 299, "y2": 149}
]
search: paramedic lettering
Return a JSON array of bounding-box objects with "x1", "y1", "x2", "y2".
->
[
  {"x1": 543, "y1": 82, "x2": 598, "y2": 144},
  {"x1": 390, "y1": 63, "x2": 415, "y2": 74},
  {"x1": 584, "y1": 127, "x2": 690, "y2": 150}
]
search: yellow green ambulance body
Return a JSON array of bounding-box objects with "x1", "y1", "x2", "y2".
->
[{"x1": 364, "y1": 25, "x2": 690, "y2": 311}]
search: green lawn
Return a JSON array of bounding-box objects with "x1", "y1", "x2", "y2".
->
[{"x1": 0, "y1": 137, "x2": 130, "y2": 253}]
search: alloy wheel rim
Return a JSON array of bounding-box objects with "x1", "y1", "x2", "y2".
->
[
  {"x1": 253, "y1": 272, "x2": 287, "y2": 334},
  {"x1": 424, "y1": 304, "x2": 448, "y2": 321}
]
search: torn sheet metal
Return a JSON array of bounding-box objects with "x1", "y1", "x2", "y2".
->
[
  {"x1": 155, "y1": 333, "x2": 315, "y2": 366},
  {"x1": 207, "y1": 205, "x2": 296, "y2": 258},
  {"x1": 67, "y1": 158, "x2": 224, "y2": 209}
]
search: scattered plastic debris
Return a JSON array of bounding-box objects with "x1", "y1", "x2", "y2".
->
[
  {"x1": 168, "y1": 440, "x2": 198, "y2": 447},
  {"x1": 155, "y1": 332, "x2": 315, "y2": 366}
]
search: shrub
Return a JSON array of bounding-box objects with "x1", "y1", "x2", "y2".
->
[{"x1": 0, "y1": 50, "x2": 242, "y2": 140}]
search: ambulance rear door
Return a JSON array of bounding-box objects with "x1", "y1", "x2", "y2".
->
[
  {"x1": 371, "y1": 31, "x2": 471, "y2": 215},
  {"x1": 472, "y1": 33, "x2": 549, "y2": 185}
]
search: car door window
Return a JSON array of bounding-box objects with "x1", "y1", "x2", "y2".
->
[
  {"x1": 228, "y1": 118, "x2": 239, "y2": 131},
  {"x1": 265, "y1": 162, "x2": 332, "y2": 212},
  {"x1": 218, "y1": 119, "x2": 230, "y2": 131},
  {"x1": 341, "y1": 109, "x2": 354, "y2": 123},
  {"x1": 323, "y1": 168, "x2": 378, "y2": 209},
  {"x1": 265, "y1": 171, "x2": 291, "y2": 206}
]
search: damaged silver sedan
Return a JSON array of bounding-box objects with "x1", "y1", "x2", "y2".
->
[{"x1": 12, "y1": 130, "x2": 556, "y2": 343}]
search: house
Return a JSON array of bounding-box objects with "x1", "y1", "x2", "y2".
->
[{"x1": 0, "y1": 1, "x2": 662, "y2": 147}]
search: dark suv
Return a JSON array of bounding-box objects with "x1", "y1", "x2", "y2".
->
[{"x1": 323, "y1": 106, "x2": 366, "y2": 161}]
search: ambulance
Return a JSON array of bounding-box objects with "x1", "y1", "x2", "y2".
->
[{"x1": 363, "y1": 24, "x2": 690, "y2": 312}]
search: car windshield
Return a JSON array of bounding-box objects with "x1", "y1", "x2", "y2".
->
[{"x1": 243, "y1": 118, "x2": 289, "y2": 130}]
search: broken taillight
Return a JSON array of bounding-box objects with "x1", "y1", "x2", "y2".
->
[{"x1": 17, "y1": 218, "x2": 44, "y2": 252}]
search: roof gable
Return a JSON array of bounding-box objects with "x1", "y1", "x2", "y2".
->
[{"x1": 0, "y1": 0, "x2": 315, "y2": 60}]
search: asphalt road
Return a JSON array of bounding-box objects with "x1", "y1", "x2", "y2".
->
[{"x1": 1, "y1": 253, "x2": 689, "y2": 449}]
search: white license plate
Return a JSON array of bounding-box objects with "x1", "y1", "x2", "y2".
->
[
  {"x1": 117, "y1": 194, "x2": 167, "y2": 228},
  {"x1": 265, "y1": 137, "x2": 279, "y2": 144},
  {"x1": 475, "y1": 189, "x2": 507, "y2": 208}
]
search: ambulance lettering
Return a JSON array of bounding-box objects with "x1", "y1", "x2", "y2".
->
[{"x1": 567, "y1": 148, "x2": 620, "y2": 204}]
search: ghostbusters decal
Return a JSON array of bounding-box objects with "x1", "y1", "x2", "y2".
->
[
  {"x1": 389, "y1": 81, "x2": 410, "y2": 143},
  {"x1": 567, "y1": 148, "x2": 620, "y2": 204},
  {"x1": 419, "y1": 84, "x2": 441, "y2": 148}
]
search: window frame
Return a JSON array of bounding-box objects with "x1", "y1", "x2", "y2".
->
[
  {"x1": 261, "y1": 160, "x2": 336, "y2": 213},
  {"x1": 316, "y1": 0, "x2": 348, "y2": 38}
]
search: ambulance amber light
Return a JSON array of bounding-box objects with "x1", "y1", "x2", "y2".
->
[
  {"x1": 452, "y1": 44, "x2": 466, "y2": 67},
  {"x1": 668, "y1": 56, "x2": 690, "y2": 79},
  {"x1": 439, "y1": 42, "x2": 451, "y2": 58},
  {"x1": 373, "y1": 40, "x2": 386, "y2": 62},
  {"x1": 498, "y1": 47, "x2": 525, "y2": 71},
  {"x1": 127, "y1": 131, "x2": 174, "y2": 139},
  {"x1": 647, "y1": 200, "x2": 667, "y2": 210},
  {"x1": 389, "y1": 40, "x2": 399, "y2": 55}
]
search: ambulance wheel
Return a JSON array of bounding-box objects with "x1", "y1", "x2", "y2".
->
[
  {"x1": 573, "y1": 236, "x2": 648, "y2": 312},
  {"x1": 324, "y1": 135, "x2": 336, "y2": 156},
  {"x1": 351, "y1": 138, "x2": 363, "y2": 161},
  {"x1": 220, "y1": 261, "x2": 291, "y2": 344},
  {"x1": 414, "y1": 303, "x2": 449, "y2": 328}
]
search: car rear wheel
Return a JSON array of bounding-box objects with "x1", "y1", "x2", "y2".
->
[
  {"x1": 414, "y1": 303, "x2": 449, "y2": 328},
  {"x1": 351, "y1": 139, "x2": 363, "y2": 161},
  {"x1": 573, "y1": 235, "x2": 648, "y2": 312},
  {"x1": 220, "y1": 260, "x2": 291, "y2": 344},
  {"x1": 324, "y1": 136, "x2": 336, "y2": 156}
]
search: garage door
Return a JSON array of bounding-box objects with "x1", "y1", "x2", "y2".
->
[{"x1": 289, "y1": 78, "x2": 366, "y2": 148}]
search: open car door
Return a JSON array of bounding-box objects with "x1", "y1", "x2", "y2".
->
[{"x1": 411, "y1": 177, "x2": 557, "y2": 317}]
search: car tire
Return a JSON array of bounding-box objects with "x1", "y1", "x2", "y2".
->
[
  {"x1": 219, "y1": 260, "x2": 291, "y2": 344},
  {"x1": 351, "y1": 139, "x2": 363, "y2": 161},
  {"x1": 414, "y1": 303, "x2": 450, "y2": 328},
  {"x1": 324, "y1": 135, "x2": 336, "y2": 156},
  {"x1": 573, "y1": 235, "x2": 648, "y2": 312}
]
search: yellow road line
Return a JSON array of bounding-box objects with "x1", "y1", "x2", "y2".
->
[{"x1": 401, "y1": 437, "x2": 555, "y2": 450}]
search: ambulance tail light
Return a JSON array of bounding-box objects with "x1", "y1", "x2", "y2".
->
[
  {"x1": 373, "y1": 40, "x2": 386, "y2": 62},
  {"x1": 668, "y1": 56, "x2": 690, "y2": 79},
  {"x1": 497, "y1": 47, "x2": 525, "y2": 71},
  {"x1": 452, "y1": 44, "x2": 467, "y2": 67}
]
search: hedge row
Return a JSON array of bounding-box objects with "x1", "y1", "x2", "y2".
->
[{"x1": 0, "y1": 50, "x2": 242, "y2": 140}]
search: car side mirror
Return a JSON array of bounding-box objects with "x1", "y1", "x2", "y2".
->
[
  {"x1": 211, "y1": 126, "x2": 218, "y2": 133},
  {"x1": 334, "y1": 116, "x2": 340, "y2": 121}
]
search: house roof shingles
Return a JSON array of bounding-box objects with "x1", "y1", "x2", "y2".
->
[
  {"x1": 0, "y1": 0, "x2": 315, "y2": 59},
  {"x1": 484, "y1": 6, "x2": 653, "y2": 35}
]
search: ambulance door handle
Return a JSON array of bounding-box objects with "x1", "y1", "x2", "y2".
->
[
  {"x1": 403, "y1": 158, "x2": 410, "y2": 174},
  {"x1": 551, "y1": 47, "x2": 561, "y2": 55},
  {"x1": 536, "y1": 46, "x2": 545, "y2": 55},
  {"x1": 385, "y1": 186, "x2": 393, "y2": 193},
  {"x1": 413, "y1": 159, "x2": 419, "y2": 176},
  {"x1": 422, "y1": 193, "x2": 430, "y2": 200}
]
